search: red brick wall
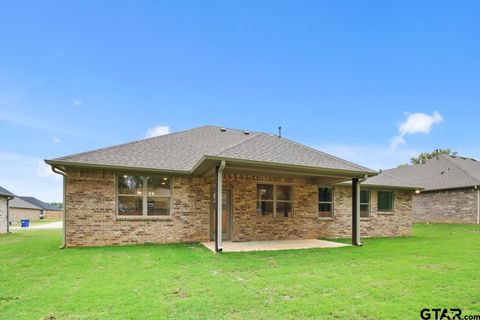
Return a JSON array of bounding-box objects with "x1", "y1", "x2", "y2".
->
[
  {"x1": 64, "y1": 168, "x2": 413, "y2": 247},
  {"x1": 9, "y1": 207, "x2": 42, "y2": 222},
  {"x1": 0, "y1": 197, "x2": 7, "y2": 233},
  {"x1": 224, "y1": 174, "x2": 412, "y2": 241},
  {"x1": 413, "y1": 188, "x2": 478, "y2": 224}
]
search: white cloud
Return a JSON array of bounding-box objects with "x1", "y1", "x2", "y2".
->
[
  {"x1": 72, "y1": 97, "x2": 83, "y2": 106},
  {"x1": 390, "y1": 111, "x2": 443, "y2": 148},
  {"x1": 0, "y1": 151, "x2": 62, "y2": 202},
  {"x1": 145, "y1": 125, "x2": 170, "y2": 138},
  {"x1": 53, "y1": 137, "x2": 61, "y2": 144}
]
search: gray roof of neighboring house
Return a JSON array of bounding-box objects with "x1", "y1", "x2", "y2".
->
[
  {"x1": 339, "y1": 171, "x2": 420, "y2": 189},
  {"x1": 9, "y1": 197, "x2": 42, "y2": 210},
  {"x1": 0, "y1": 186, "x2": 14, "y2": 197},
  {"x1": 380, "y1": 154, "x2": 480, "y2": 191},
  {"x1": 46, "y1": 125, "x2": 377, "y2": 175},
  {"x1": 19, "y1": 197, "x2": 62, "y2": 211}
]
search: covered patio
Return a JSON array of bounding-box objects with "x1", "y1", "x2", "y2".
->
[{"x1": 202, "y1": 239, "x2": 349, "y2": 253}]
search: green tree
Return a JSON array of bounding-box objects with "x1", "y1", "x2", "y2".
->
[
  {"x1": 50, "y1": 202, "x2": 63, "y2": 209},
  {"x1": 410, "y1": 149, "x2": 457, "y2": 165}
]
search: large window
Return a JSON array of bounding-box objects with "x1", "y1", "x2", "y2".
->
[
  {"x1": 360, "y1": 189, "x2": 370, "y2": 218},
  {"x1": 117, "y1": 175, "x2": 171, "y2": 216},
  {"x1": 318, "y1": 187, "x2": 333, "y2": 218},
  {"x1": 377, "y1": 191, "x2": 393, "y2": 212},
  {"x1": 257, "y1": 184, "x2": 293, "y2": 218}
]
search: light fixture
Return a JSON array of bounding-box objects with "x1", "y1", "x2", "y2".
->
[
  {"x1": 123, "y1": 175, "x2": 128, "y2": 178},
  {"x1": 415, "y1": 189, "x2": 421, "y2": 194},
  {"x1": 163, "y1": 177, "x2": 167, "y2": 181}
]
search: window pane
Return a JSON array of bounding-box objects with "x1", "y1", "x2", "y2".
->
[
  {"x1": 147, "y1": 176, "x2": 170, "y2": 197},
  {"x1": 118, "y1": 175, "x2": 143, "y2": 195},
  {"x1": 257, "y1": 184, "x2": 274, "y2": 200},
  {"x1": 147, "y1": 197, "x2": 170, "y2": 216},
  {"x1": 276, "y1": 202, "x2": 292, "y2": 217},
  {"x1": 360, "y1": 204, "x2": 369, "y2": 217},
  {"x1": 360, "y1": 190, "x2": 369, "y2": 204},
  {"x1": 118, "y1": 196, "x2": 143, "y2": 215},
  {"x1": 257, "y1": 201, "x2": 273, "y2": 216},
  {"x1": 378, "y1": 191, "x2": 393, "y2": 211},
  {"x1": 318, "y1": 203, "x2": 332, "y2": 217},
  {"x1": 319, "y1": 187, "x2": 332, "y2": 202},
  {"x1": 276, "y1": 185, "x2": 292, "y2": 201}
]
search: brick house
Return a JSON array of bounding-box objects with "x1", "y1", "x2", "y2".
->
[
  {"x1": 46, "y1": 126, "x2": 418, "y2": 250},
  {"x1": 9, "y1": 197, "x2": 43, "y2": 223},
  {"x1": 0, "y1": 186, "x2": 15, "y2": 234},
  {"x1": 18, "y1": 197, "x2": 63, "y2": 220},
  {"x1": 378, "y1": 155, "x2": 480, "y2": 224}
]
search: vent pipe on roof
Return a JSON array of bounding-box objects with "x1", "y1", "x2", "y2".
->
[{"x1": 278, "y1": 126, "x2": 282, "y2": 138}]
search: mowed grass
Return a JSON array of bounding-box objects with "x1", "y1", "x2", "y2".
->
[{"x1": 1, "y1": 225, "x2": 479, "y2": 319}]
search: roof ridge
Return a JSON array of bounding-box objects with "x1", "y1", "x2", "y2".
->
[
  {"x1": 269, "y1": 134, "x2": 376, "y2": 173},
  {"x1": 52, "y1": 126, "x2": 209, "y2": 161},
  {"x1": 381, "y1": 171, "x2": 418, "y2": 188},
  {"x1": 213, "y1": 132, "x2": 262, "y2": 156},
  {"x1": 442, "y1": 155, "x2": 480, "y2": 184}
]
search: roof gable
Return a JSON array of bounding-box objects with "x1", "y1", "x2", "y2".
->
[{"x1": 47, "y1": 125, "x2": 376, "y2": 175}]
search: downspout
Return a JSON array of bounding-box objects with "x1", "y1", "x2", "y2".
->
[
  {"x1": 476, "y1": 186, "x2": 480, "y2": 225},
  {"x1": 6, "y1": 196, "x2": 13, "y2": 233},
  {"x1": 51, "y1": 166, "x2": 67, "y2": 249},
  {"x1": 215, "y1": 160, "x2": 226, "y2": 252},
  {"x1": 353, "y1": 175, "x2": 368, "y2": 247}
]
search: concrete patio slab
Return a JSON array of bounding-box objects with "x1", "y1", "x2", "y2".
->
[{"x1": 202, "y1": 239, "x2": 349, "y2": 253}]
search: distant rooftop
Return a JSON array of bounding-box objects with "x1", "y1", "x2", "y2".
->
[
  {"x1": 9, "y1": 197, "x2": 41, "y2": 210},
  {"x1": 380, "y1": 154, "x2": 480, "y2": 191},
  {"x1": 0, "y1": 186, "x2": 14, "y2": 197},
  {"x1": 19, "y1": 196, "x2": 62, "y2": 211}
]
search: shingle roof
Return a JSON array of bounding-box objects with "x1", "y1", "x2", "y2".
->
[
  {"x1": 9, "y1": 197, "x2": 42, "y2": 210},
  {"x1": 380, "y1": 155, "x2": 480, "y2": 191},
  {"x1": 361, "y1": 171, "x2": 420, "y2": 189},
  {"x1": 19, "y1": 197, "x2": 62, "y2": 211},
  {"x1": 0, "y1": 186, "x2": 14, "y2": 197},
  {"x1": 47, "y1": 125, "x2": 376, "y2": 175}
]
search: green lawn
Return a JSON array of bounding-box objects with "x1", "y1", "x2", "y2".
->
[{"x1": 1, "y1": 225, "x2": 479, "y2": 319}]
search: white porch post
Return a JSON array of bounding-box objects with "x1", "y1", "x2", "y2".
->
[{"x1": 215, "y1": 160, "x2": 226, "y2": 252}]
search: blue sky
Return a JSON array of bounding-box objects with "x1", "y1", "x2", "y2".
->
[{"x1": 0, "y1": 1, "x2": 479, "y2": 202}]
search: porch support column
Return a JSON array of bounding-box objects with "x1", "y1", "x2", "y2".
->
[
  {"x1": 352, "y1": 178, "x2": 362, "y2": 246},
  {"x1": 215, "y1": 160, "x2": 226, "y2": 252}
]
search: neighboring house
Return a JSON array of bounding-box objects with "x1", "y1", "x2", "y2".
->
[
  {"x1": 19, "y1": 197, "x2": 63, "y2": 220},
  {"x1": 0, "y1": 186, "x2": 15, "y2": 234},
  {"x1": 379, "y1": 154, "x2": 480, "y2": 224},
  {"x1": 9, "y1": 197, "x2": 42, "y2": 223},
  {"x1": 46, "y1": 125, "x2": 418, "y2": 249}
]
